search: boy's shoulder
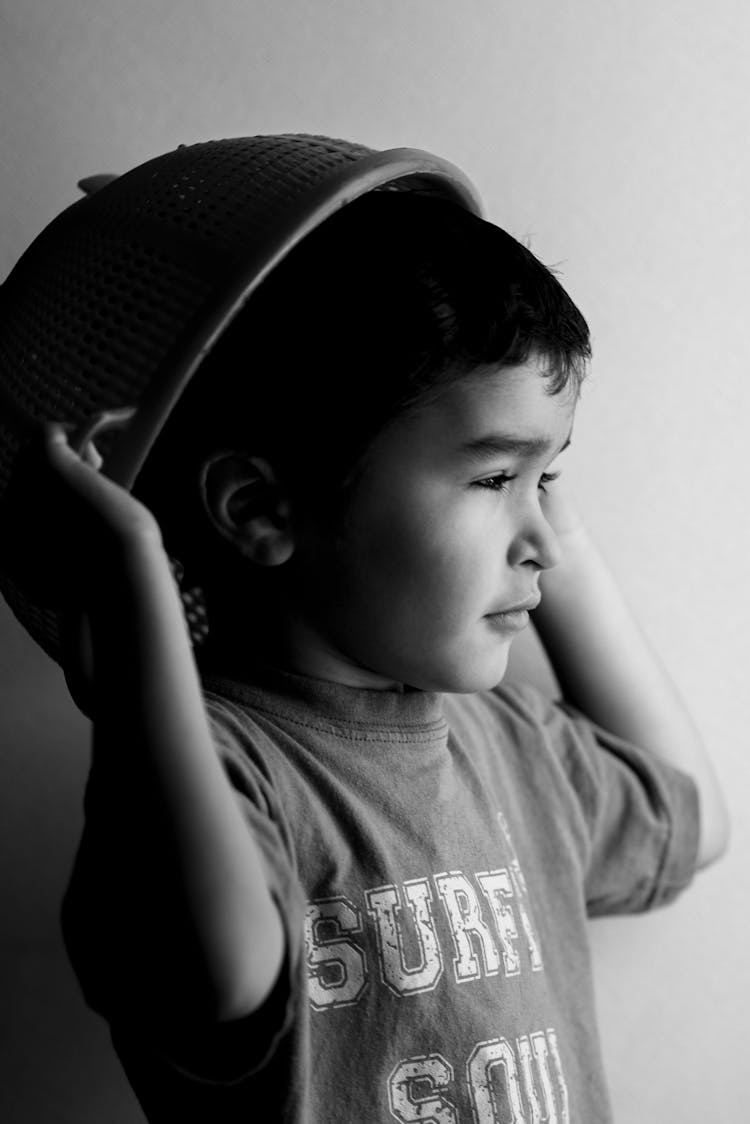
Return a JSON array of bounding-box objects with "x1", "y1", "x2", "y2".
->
[{"x1": 445, "y1": 679, "x2": 697, "y2": 831}]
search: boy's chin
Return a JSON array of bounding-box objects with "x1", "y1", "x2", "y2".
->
[{"x1": 409, "y1": 647, "x2": 511, "y2": 695}]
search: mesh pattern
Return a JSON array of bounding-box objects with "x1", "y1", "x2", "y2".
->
[
  {"x1": 103, "y1": 135, "x2": 376, "y2": 256},
  {"x1": 0, "y1": 133, "x2": 481, "y2": 672},
  {"x1": 169, "y1": 557, "x2": 210, "y2": 646},
  {"x1": 0, "y1": 232, "x2": 211, "y2": 436}
]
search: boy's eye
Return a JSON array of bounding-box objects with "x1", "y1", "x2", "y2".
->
[
  {"x1": 538, "y1": 470, "x2": 560, "y2": 493},
  {"x1": 475, "y1": 470, "x2": 561, "y2": 494},
  {"x1": 476, "y1": 472, "x2": 516, "y2": 493}
]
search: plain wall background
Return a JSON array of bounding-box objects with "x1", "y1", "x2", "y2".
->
[{"x1": 1, "y1": 1, "x2": 748, "y2": 1120}]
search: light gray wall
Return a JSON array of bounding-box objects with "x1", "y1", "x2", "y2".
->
[{"x1": 1, "y1": 1, "x2": 748, "y2": 1119}]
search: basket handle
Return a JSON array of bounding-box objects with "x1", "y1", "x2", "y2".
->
[{"x1": 77, "y1": 174, "x2": 119, "y2": 196}]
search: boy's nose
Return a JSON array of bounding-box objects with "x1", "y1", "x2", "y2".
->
[{"x1": 508, "y1": 505, "x2": 563, "y2": 571}]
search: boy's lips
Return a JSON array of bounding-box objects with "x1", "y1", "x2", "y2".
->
[{"x1": 484, "y1": 594, "x2": 541, "y2": 633}]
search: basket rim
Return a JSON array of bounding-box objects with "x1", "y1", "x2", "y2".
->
[
  {"x1": 99, "y1": 143, "x2": 484, "y2": 491},
  {"x1": 0, "y1": 135, "x2": 485, "y2": 682}
]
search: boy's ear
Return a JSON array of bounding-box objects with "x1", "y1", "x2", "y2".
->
[{"x1": 199, "y1": 452, "x2": 294, "y2": 567}]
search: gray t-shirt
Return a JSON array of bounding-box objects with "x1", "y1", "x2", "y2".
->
[{"x1": 63, "y1": 667, "x2": 700, "y2": 1123}]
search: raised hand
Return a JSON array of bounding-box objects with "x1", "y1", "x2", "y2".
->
[{"x1": 6, "y1": 416, "x2": 163, "y2": 612}]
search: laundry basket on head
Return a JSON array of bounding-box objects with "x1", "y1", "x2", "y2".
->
[{"x1": 0, "y1": 133, "x2": 483, "y2": 689}]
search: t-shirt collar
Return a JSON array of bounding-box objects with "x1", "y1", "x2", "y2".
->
[{"x1": 201, "y1": 660, "x2": 446, "y2": 733}]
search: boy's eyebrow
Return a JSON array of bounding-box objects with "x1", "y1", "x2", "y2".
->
[{"x1": 459, "y1": 431, "x2": 572, "y2": 462}]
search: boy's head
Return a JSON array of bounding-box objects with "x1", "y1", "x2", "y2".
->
[{"x1": 133, "y1": 190, "x2": 590, "y2": 690}]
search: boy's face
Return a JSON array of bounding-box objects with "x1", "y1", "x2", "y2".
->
[{"x1": 281, "y1": 358, "x2": 576, "y2": 692}]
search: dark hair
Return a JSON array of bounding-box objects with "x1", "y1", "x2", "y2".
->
[{"x1": 134, "y1": 190, "x2": 590, "y2": 617}]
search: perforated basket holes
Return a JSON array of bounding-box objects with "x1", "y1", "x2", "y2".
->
[
  {"x1": 159, "y1": 555, "x2": 207, "y2": 647},
  {"x1": 97, "y1": 136, "x2": 376, "y2": 257},
  {"x1": 0, "y1": 229, "x2": 212, "y2": 446},
  {"x1": 0, "y1": 416, "x2": 19, "y2": 497},
  {"x1": 0, "y1": 228, "x2": 212, "y2": 665}
]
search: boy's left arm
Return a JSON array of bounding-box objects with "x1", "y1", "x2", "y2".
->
[{"x1": 532, "y1": 481, "x2": 729, "y2": 871}]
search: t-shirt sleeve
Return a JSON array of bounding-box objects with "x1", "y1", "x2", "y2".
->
[
  {"x1": 60, "y1": 693, "x2": 306, "y2": 1088},
  {"x1": 502, "y1": 682, "x2": 702, "y2": 917}
]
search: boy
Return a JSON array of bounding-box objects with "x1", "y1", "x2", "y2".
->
[{"x1": 41, "y1": 188, "x2": 726, "y2": 1122}]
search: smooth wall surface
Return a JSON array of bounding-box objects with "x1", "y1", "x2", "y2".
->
[{"x1": 1, "y1": 2, "x2": 748, "y2": 1120}]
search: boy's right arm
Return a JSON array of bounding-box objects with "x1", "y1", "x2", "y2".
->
[{"x1": 43, "y1": 425, "x2": 285, "y2": 1027}]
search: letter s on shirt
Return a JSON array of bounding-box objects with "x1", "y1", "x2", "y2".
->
[{"x1": 305, "y1": 896, "x2": 368, "y2": 1009}]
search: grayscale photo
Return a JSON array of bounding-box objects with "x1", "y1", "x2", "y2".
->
[{"x1": 0, "y1": 3, "x2": 746, "y2": 1121}]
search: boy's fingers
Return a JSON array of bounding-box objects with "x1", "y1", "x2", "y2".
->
[
  {"x1": 43, "y1": 423, "x2": 102, "y2": 474},
  {"x1": 44, "y1": 407, "x2": 135, "y2": 470},
  {"x1": 83, "y1": 439, "x2": 104, "y2": 469},
  {"x1": 67, "y1": 406, "x2": 137, "y2": 455},
  {"x1": 44, "y1": 422, "x2": 77, "y2": 455},
  {"x1": 45, "y1": 420, "x2": 75, "y2": 440}
]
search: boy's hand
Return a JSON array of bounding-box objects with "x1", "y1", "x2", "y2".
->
[
  {"x1": 6, "y1": 420, "x2": 163, "y2": 611},
  {"x1": 532, "y1": 463, "x2": 729, "y2": 870},
  {"x1": 45, "y1": 421, "x2": 161, "y2": 544}
]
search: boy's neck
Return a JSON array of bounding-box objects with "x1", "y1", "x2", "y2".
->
[{"x1": 200, "y1": 615, "x2": 407, "y2": 693}]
